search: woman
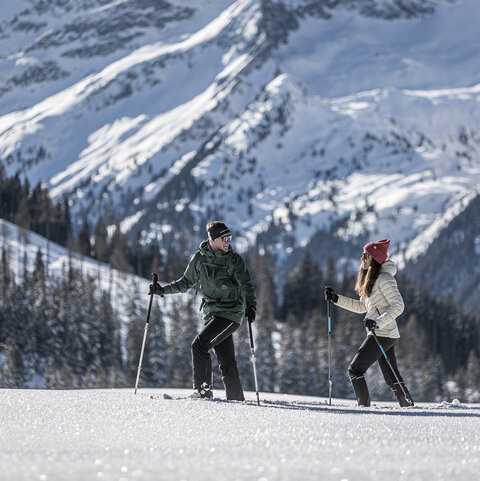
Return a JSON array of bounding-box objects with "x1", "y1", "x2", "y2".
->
[{"x1": 324, "y1": 239, "x2": 413, "y2": 407}]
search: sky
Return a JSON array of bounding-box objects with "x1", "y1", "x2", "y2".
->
[{"x1": 0, "y1": 388, "x2": 479, "y2": 481}]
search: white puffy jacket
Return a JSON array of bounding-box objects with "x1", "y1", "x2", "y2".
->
[{"x1": 335, "y1": 260, "x2": 404, "y2": 338}]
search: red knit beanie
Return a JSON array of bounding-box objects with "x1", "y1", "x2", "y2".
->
[{"x1": 364, "y1": 239, "x2": 390, "y2": 264}]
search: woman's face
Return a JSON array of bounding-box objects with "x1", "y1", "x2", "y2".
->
[{"x1": 361, "y1": 251, "x2": 372, "y2": 270}]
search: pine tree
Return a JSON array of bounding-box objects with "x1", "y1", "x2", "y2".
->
[
  {"x1": 396, "y1": 314, "x2": 441, "y2": 402},
  {"x1": 14, "y1": 196, "x2": 31, "y2": 230},
  {"x1": 0, "y1": 344, "x2": 26, "y2": 388},
  {"x1": 145, "y1": 241, "x2": 162, "y2": 280},
  {"x1": 5, "y1": 272, "x2": 36, "y2": 386},
  {"x1": 61, "y1": 267, "x2": 91, "y2": 384},
  {"x1": 418, "y1": 354, "x2": 445, "y2": 402},
  {"x1": 142, "y1": 298, "x2": 169, "y2": 387},
  {"x1": 93, "y1": 216, "x2": 110, "y2": 263},
  {"x1": 76, "y1": 219, "x2": 92, "y2": 257},
  {"x1": 97, "y1": 290, "x2": 123, "y2": 381},
  {"x1": 82, "y1": 274, "x2": 106, "y2": 378},
  {"x1": 251, "y1": 252, "x2": 277, "y2": 393},
  {"x1": 125, "y1": 280, "x2": 144, "y2": 385},
  {"x1": 31, "y1": 249, "x2": 48, "y2": 373},
  {"x1": 42, "y1": 277, "x2": 64, "y2": 373},
  {"x1": 110, "y1": 224, "x2": 133, "y2": 274},
  {"x1": 301, "y1": 309, "x2": 323, "y2": 396},
  {"x1": 0, "y1": 247, "x2": 12, "y2": 342},
  {"x1": 281, "y1": 252, "x2": 324, "y2": 324},
  {"x1": 233, "y1": 323, "x2": 253, "y2": 391},
  {"x1": 168, "y1": 296, "x2": 200, "y2": 388},
  {"x1": 277, "y1": 314, "x2": 303, "y2": 394},
  {"x1": 462, "y1": 350, "x2": 480, "y2": 402}
]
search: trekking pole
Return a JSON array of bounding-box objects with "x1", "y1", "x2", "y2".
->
[
  {"x1": 369, "y1": 328, "x2": 413, "y2": 406},
  {"x1": 134, "y1": 272, "x2": 158, "y2": 395},
  {"x1": 327, "y1": 299, "x2": 333, "y2": 406},
  {"x1": 247, "y1": 319, "x2": 260, "y2": 406}
]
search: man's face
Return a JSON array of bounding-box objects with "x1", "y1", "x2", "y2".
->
[{"x1": 211, "y1": 233, "x2": 232, "y2": 252}]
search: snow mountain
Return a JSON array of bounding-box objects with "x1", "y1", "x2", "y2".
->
[{"x1": 1, "y1": 0, "x2": 479, "y2": 305}]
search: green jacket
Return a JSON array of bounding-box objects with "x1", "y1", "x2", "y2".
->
[{"x1": 163, "y1": 240, "x2": 256, "y2": 325}]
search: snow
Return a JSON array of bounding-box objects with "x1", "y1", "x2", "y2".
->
[
  {"x1": 0, "y1": 0, "x2": 480, "y2": 270},
  {"x1": 0, "y1": 0, "x2": 30, "y2": 21},
  {"x1": 278, "y1": 0, "x2": 480, "y2": 97},
  {"x1": 0, "y1": 388, "x2": 478, "y2": 481}
]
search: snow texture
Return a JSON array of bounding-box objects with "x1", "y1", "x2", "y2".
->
[{"x1": 0, "y1": 388, "x2": 478, "y2": 481}]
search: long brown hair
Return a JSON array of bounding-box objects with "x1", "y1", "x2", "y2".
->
[{"x1": 355, "y1": 258, "x2": 382, "y2": 298}]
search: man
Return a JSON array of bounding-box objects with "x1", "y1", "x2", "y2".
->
[{"x1": 150, "y1": 221, "x2": 256, "y2": 400}]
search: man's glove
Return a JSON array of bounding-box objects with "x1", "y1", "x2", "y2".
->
[
  {"x1": 363, "y1": 318, "x2": 378, "y2": 330},
  {"x1": 246, "y1": 304, "x2": 256, "y2": 323},
  {"x1": 324, "y1": 286, "x2": 338, "y2": 303},
  {"x1": 149, "y1": 282, "x2": 165, "y2": 297}
]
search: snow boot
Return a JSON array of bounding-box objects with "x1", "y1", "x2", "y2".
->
[
  {"x1": 190, "y1": 383, "x2": 213, "y2": 399},
  {"x1": 350, "y1": 375, "x2": 371, "y2": 407},
  {"x1": 392, "y1": 382, "x2": 414, "y2": 407}
]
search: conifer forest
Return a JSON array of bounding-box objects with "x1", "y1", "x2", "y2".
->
[{"x1": 1, "y1": 161, "x2": 480, "y2": 402}]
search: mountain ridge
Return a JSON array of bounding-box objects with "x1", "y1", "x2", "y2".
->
[{"x1": 0, "y1": 0, "x2": 479, "y2": 306}]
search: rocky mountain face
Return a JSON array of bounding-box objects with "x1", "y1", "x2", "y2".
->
[{"x1": 0, "y1": 0, "x2": 479, "y2": 307}]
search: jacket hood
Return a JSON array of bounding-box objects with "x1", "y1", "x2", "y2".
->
[
  {"x1": 199, "y1": 239, "x2": 210, "y2": 252},
  {"x1": 380, "y1": 259, "x2": 397, "y2": 276}
]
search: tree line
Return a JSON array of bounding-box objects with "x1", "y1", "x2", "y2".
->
[
  {"x1": 0, "y1": 163, "x2": 72, "y2": 246},
  {"x1": 0, "y1": 245, "x2": 192, "y2": 390},
  {"x1": 1, "y1": 159, "x2": 479, "y2": 401},
  {"x1": 0, "y1": 160, "x2": 183, "y2": 280}
]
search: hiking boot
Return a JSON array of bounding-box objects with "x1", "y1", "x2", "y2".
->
[
  {"x1": 393, "y1": 382, "x2": 414, "y2": 407},
  {"x1": 350, "y1": 375, "x2": 371, "y2": 407},
  {"x1": 190, "y1": 383, "x2": 213, "y2": 399}
]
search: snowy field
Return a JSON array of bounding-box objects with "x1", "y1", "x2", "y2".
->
[{"x1": 0, "y1": 388, "x2": 479, "y2": 481}]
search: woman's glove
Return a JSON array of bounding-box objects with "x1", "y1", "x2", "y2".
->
[
  {"x1": 363, "y1": 318, "x2": 378, "y2": 330},
  {"x1": 324, "y1": 286, "x2": 338, "y2": 303}
]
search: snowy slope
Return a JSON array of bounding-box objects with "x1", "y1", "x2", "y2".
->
[
  {"x1": 0, "y1": 218, "x2": 181, "y2": 328},
  {"x1": 0, "y1": 388, "x2": 479, "y2": 481},
  {"x1": 0, "y1": 0, "x2": 479, "y2": 296}
]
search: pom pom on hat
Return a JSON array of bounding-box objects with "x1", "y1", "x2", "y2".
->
[{"x1": 364, "y1": 239, "x2": 390, "y2": 264}]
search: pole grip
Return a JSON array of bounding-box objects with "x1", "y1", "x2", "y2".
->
[
  {"x1": 248, "y1": 319, "x2": 255, "y2": 350},
  {"x1": 327, "y1": 299, "x2": 332, "y2": 334}
]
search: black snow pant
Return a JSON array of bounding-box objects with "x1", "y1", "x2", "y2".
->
[
  {"x1": 348, "y1": 335, "x2": 407, "y2": 407},
  {"x1": 191, "y1": 316, "x2": 245, "y2": 401}
]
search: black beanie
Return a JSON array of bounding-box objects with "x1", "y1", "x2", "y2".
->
[{"x1": 207, "y1": 222, "x2": 230, "y2": 241}]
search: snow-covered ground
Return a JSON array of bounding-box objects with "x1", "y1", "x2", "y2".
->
[{"x1": 1, "y1": 388, "x2": 478, "y2": 481}]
